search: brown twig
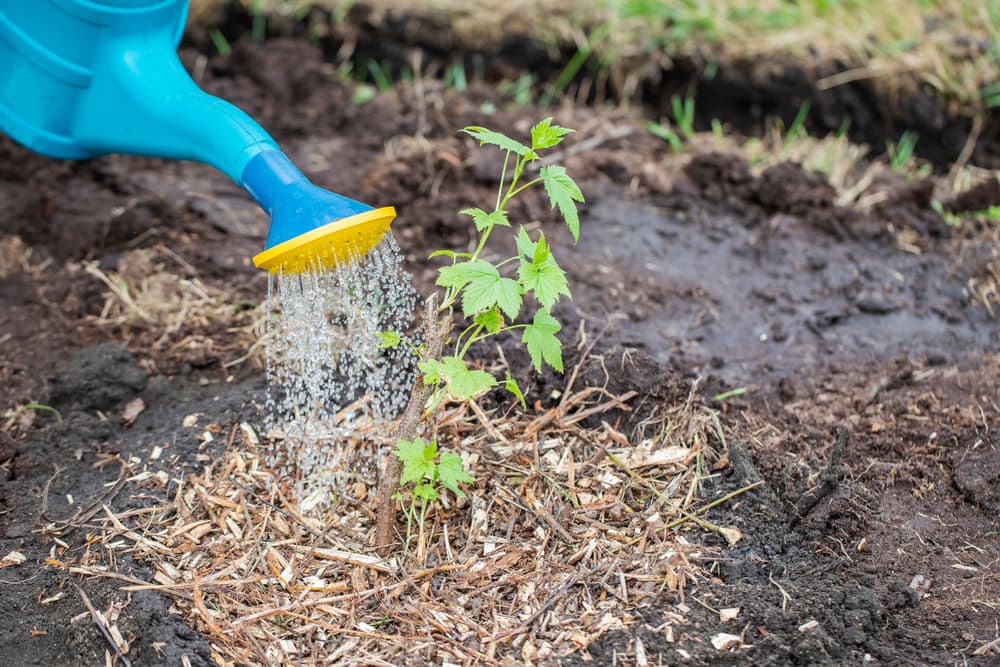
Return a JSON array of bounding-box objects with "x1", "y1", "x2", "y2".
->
[
  {"x1": 72, "y1": 583, "x2": 133, "y2": 667},
  {"x1": 660, "y1": 479, "x2": 765, "y2": 532},
  {"x1": 40, "y1": 459, "x2": 129, "y2": 537},
  {"x1": 489, "y1": 566, "x2": 598, "y2": 642},
  {"x1": 792, "y1": 426, "x2": 851, "y2": 523},
  {"x1": 375, "y1": 294, "x2": 449, "y2": 555}
]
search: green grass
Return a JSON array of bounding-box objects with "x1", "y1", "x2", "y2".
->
[
  {"x1": 887, "y1": 130, "x2": 919, "y2": 172},
  {"x1": 197, "y1": 0, "x2": 999, "y2": 114}
]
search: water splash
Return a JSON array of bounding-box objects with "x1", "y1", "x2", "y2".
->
[{"x1": 265, "y1": 234, "x2": 419, "y2": 510}]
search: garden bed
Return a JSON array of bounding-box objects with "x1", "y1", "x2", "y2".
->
[{"x1": 1, "y1": 9, "x2": 998, "y2": 667}]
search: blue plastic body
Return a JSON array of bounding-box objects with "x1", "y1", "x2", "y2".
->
[
  {"x1": 0, "y1": 0, "x2": 372, "y2": 251},
  {"x1": 242, "y1": 151, "x2": 373, "y2": 248}
]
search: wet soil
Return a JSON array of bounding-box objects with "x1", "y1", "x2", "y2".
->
[{"x1": 1, "y1": 30, "x2": 998, "y2": 667}]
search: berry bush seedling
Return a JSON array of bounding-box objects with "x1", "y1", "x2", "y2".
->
[
  {"x1": 392, "y1": 436, "x2": 473, "y2": 556},
  {"x1": 375, "y1": 118, "x2": 585, "y2": 553}
]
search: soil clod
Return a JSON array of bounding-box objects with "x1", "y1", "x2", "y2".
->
[{"x1": 49, "y1": 343, "x2": 148, "y2": 412}]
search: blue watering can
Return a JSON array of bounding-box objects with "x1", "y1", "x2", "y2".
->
[{"x1": 0, "y1": 0, "x2": 395, "y2": 273}]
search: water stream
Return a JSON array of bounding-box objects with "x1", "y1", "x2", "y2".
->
[{"x1": 264, "y1": 234, "x2": 419, "y2": 510}]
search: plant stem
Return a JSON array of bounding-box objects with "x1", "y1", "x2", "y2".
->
[
  {"x1": 503, "y1": 177, "x2": 543, "y2": 204},
  {"x1": 496, "y1": 150, "x2": 511, "y2": 211},
  {"x1": 498, "y1": 157, "x2": 528, "y2": 211},
  {"x1": 464, "y1": 324, "x2": 528, "y2": 348},
  {"x1": 375, "y1": 294, "x2": 451, "y2": 556},
  {"x1": 454, "y1": 321, "x2": 480, "y2": 356},
  {"x1": 405, "y1": 495, "x2": 415, "y2": 552},
  {"x1": 457, "y1": 324, "x2": 485, "y2": 359}
]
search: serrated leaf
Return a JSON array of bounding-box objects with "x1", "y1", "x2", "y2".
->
[
  {"x1": 518, "y1": 250, "x2": 570, "y2": 310},
  {"x1": 413, "y1": 483, "x2": 439, "y2": 501},
  {"x1": 436, "y1": 259, "x2": 496, "y2": 291},
  {"x1": 376, "y1": 330, "x2": 402, "y2": 350},
  {"x1": 530, "y1": 117, "x2": 575, "y2": 150},
  {"x1": 461, "y1": 126, "x2": 537, "y2": 159},
  {"x1": 474, "y1": 308, "x2": 504, "y2": 334},
  {"x1": 461, "y1": 207, "x2": 510, "y2": 232},
  {"x1": 396, "y1": 437, "x2": 436, "y2": 486},
  {"x1": 541, "y1": 165, "x2": 584, "y2": 242},
  {"x1": 418, "y1": 359, "x2": 443, "y2": 385},
  {"x1": 437, "y1": 451, "x2": 473, "y2": 497},
  {"x1": 522, "y1": 309, "x2": 563, "y2": 372},
  {"x1": 463, "y1": 269, "x2": 523, "y2": 320},
  {"x1": 532, "y1": 232, "x2": 551, "y2": 265},
  {"x1": 515, "y1": 226, "x2": 537, "y2": 260},
  {"x1": 504, "y1": 372, "x2": 527, "y2": 410},
  {"x1": 435, "y1": 356, "x2": 497, "y2": 399}
]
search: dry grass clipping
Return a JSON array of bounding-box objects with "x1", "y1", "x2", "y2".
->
[
  {"x1": 82, "y1": 245, "x2": 267, "y2": 372},
  {"x1": 62, "y1": 369, "x2": 752, "y2": 665}
]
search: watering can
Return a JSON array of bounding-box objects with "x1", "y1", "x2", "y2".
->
[{"x1": 0, "y1": 0, "x2": 395, "y2": 274}]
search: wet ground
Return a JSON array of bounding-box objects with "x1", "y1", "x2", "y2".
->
[{"x1": 1, "y1": 26, "x2": 999, "y2": 667}]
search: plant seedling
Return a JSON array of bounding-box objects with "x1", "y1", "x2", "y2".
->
[
  {"x1": 392, "y1": 437, "x2": 473, "y2": 555},
  {"x1": 646, "y1": 94, "x2": 695, "y2": 152},
  {"x1": 888, "y1": 130, "x2": 919, "y2": 173},
  {"x1": 2, "y1": 402, "x2": 62, "y2": 432},
  {"x1": 376, "y1": 117, "x2": 585, "y2": 552}
]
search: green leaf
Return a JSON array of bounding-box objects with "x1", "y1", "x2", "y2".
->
[
  {"x1": 376, "y1": 330, "x2": 402, "y2": 350},
  {"x1": 474, "y1": 308, "x2": 505, "y2": 334},
  {"x1": 413, "y1": 483, "x2": 439, "y2": 502},
  {"x1": 504, "y1": 372, "x2": 527, "y2": 410},
  {"x1": 530, "y1": 117, "x2": 575, "y2": 150},
  {"x1": 396, "y1": 437, "x2": 437, "y2": 486},
  {"x1": 518, "y1": 259, "x2": 570, "y2": 310},
  {"x1": 532, "y1": 232, "x2": 551, "y2": 265},
  {"x1": 541, "y1": 165, "x2": 584, "y2": 242},
  {"x1": 435, "y1": 356, "x2": 496, "y2": 399},
  {"x1": 461, "y1": 207, "x2": 510, "y2": 233},
  {"x1": 436, "y1": 259, "x2": 496, "y2": 291},
  {"x1": 461, "y1": 126, "x2": 537, "y2": 160},
  {"x1": 418, "y1": 359, "x2": 443, "y2": 386},
  {"x1": 515, "y1": 226, "x2": 537, "y2": 260},
  {"x1": 437, "y1": 452, "x2": 474, "y2": 497},
  {"x1": 522, "y1": 309, "x2": 563, "y2": 372},
  {"x1": 517, "y1": 233, "x2": 570, "y2": 310},
  {"x1": 462, "y1": 265, "x2": 523, "y2": 320}
]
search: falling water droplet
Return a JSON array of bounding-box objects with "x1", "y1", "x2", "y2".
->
[{"x1": 264, "y1": 234, "x2": 420, "y2": 510}]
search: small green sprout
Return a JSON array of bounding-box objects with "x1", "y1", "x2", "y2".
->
[
  {"x1": 888, "y1": 130, "x2": 919, "y2": 173},
  {"x1": 2, "y1": 402, "x2": 62, "y2": 432},
  {"x1": 393, "y1": 437, "x2": 473, "y2": 551},
  {"x1": 711, "y1": 387, "x2": 748, "y2": 402},
  {"x1": 646, "y1": 94, "x2": 695, "y2": 152}
]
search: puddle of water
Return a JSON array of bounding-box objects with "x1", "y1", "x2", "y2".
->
[{"x1": 578, "y1": 185, "x2": 997, "y2": 382}]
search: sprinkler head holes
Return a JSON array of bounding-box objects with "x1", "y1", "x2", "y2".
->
[{"x1": 253, "y1": 207, "x2": 396, "y2": 274}]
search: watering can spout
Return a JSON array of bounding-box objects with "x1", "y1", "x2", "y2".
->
[{"x1": 0, "y1": 0, "x2": 394, "y2": 274}]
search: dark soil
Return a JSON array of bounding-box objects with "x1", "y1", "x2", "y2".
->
[
  {"x1": 190, "y1": 2, "x2": 1000, "y2": 171},
  {"x1": 1, "y1": 23, "x2": 998, "y2": 667}
]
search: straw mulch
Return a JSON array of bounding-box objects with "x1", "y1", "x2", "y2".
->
[{"x1": 56, "y1": 368, "x2": 753, "y2": 665}]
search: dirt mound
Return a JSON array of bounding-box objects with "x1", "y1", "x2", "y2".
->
[
  {"x1": 49, "y1": 343, "x2": 148, "y2": 413},
  {"x1": 953, "y1": 432, "x2": 1000, "y2": 513}
]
